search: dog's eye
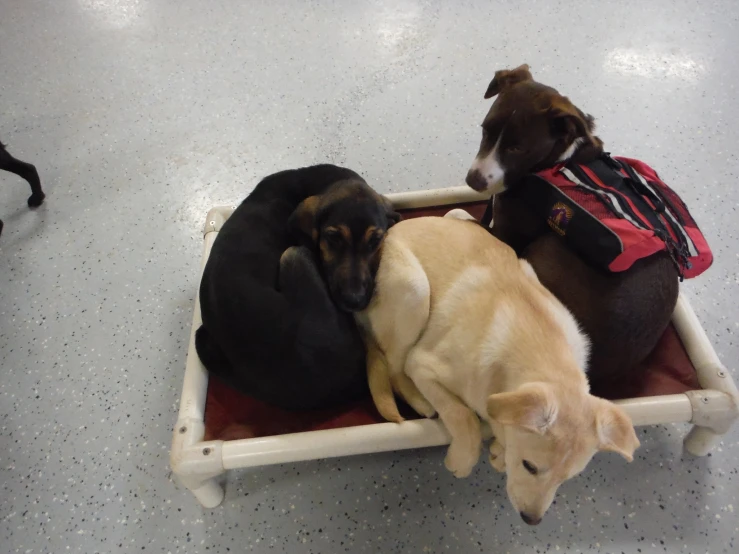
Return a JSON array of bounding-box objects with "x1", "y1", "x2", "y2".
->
[
  {"x1": 366, "y1": 234, "x2": 383, "y2": 251},
  {"x1": 506, "y1": 146, "x2": 523, "y2": 154},
  {"x1": 324, "y1": 231, "x2": 344, "y2": 247},
  {"x1": 522, "y1": 460, "x2": 538, "y2": 475}
]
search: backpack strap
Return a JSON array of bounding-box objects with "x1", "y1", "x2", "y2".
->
[
  {"x1": 599, "y1": 154, "x2": 692, "y2": 278},
  {"x1": 481, "y1": 196, "x2": 495, "y2": 229},
  {"x1": 601, "y1": 154, "x2": 662, "y2": 211}
]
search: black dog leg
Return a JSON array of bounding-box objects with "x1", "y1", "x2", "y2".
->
[{"x1": 0, "y1": 143, "x2": 45, "y2": 208}]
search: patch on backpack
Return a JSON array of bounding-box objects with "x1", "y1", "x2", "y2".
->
[{"x1": 547, "y1": 202, "x2": 573, "y2": 236}]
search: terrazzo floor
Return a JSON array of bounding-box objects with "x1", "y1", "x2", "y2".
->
[{"x1": 1, "y1": 0, "x2": 737, "y2": 552}]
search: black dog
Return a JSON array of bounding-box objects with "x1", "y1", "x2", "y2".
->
[
  {"x1": 0, "y1": 141, "x2": 45, "y2": 236},
  {"x1": 196, "y1": 165, "x2": 400, "y2": 410}
]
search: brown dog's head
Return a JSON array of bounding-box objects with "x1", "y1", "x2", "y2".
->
[
  {"x1": 466, "y1": 64, "x2": 603, "y2": 194},
  {"x1": 487, "y1": 382, "x2": 639, "y2": 525},
  {"x1": 288, "y1": 179, "x2": 400, "y2": 312}
]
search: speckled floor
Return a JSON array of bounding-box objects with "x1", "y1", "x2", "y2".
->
[{"x1": 1, "y1": 0, "x2": 737, "y2": 552}]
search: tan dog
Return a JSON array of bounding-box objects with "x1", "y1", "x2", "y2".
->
[{"x1": 356, "y1": 214, "x2": 639, "y2": 525}]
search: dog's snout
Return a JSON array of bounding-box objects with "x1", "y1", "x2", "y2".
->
[
  {"x1": 337, "y1": 282, "x2": 373, "y2": 312},
  {"x1": 331, "y1": 265, "x2": 375, "y2": 312},
  {"x1": 465, "y1": 169, "x2": 488, "y2": 192},
  {"x1": 520, "y1": 512, "x2": 541, "y2": 526},
  {"x1": 341, "y1": 291, "x2": 367, "y2": 311}
]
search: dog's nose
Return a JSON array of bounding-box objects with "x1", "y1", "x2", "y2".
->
[
  {"x1": 339, "y1": 291, "x2": 370, "y2": 312},
  {"x1": 520, "y1": 512, "x2": 541, "y2": 526},
  {"x1": 465, "y1": 169, "x2": 488, "y2": 192}
]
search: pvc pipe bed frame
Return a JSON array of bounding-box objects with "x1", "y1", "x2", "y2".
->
[{"x1": 170, "y1": 186, "x2": 739, "y2": 508}]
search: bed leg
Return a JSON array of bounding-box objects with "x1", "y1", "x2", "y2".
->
[
  {"x1": 683, "y1": 390, "x2": 739, "y2": 456},
  {"x1": 180, "y1": 475, "x2": 225, "y2": 508},
  {"x1": 170, "y1": 421, "x2": 226, "y2": 508},
  {"x1": 683, "y1": 426, "x2": 723, "y2": 456},
  {"x1": 172, "y1": 444, "x2": 225, "y2": 507}
]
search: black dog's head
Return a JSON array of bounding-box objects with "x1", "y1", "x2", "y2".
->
[{"x1": 288, "y1": 178, "x2": 401, "y2": 312}]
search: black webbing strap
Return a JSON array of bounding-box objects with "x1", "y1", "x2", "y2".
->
[
  {"x1": 612, "y1": 157, "x2": 692, "y2": 263},
  {"x1": 482, "y1": 196, "x2": 494, "y2": 228}
]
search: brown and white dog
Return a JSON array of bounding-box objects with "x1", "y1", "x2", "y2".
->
[
  {"x1": 356, "y1": 215, "x2": 639, "y2": 524},
  {"x1": 465, "y1": 65, "x2": 679, "y2": 396}
]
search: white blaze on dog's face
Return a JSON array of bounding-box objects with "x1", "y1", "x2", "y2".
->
[
  {"x1": 465, "y1": 64, "x2": 602, "y2": 195},
  {"x1": 487, "y1": 382, "x2": 639, "y2": 525},
  {"x1": 467, "y1": 134, "x2": 506, "y2": 194}
]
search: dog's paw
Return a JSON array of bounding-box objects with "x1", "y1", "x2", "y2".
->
[
  {"x1": 444, "y1": 208, "x2": 477, "y2": 222},
  {"x1": 488, "y1": 453, "x2": 506, "y2": 472},
  {"x1": 280, "y1": 245, "x2": 311, "y2": 266},
  {"x1": 444, "y1": 442, "x2": 480, "y2": 478},
  {"x1": 406, "y1": 396, "x2": 436, "y2": 419},
  {"x1": 280, "y1": 246, "x2": 296, "y2": 265},
  {"x1": 488, "y1": 440, "x2": 506, "y2": 472},
  {"x1": 416, "y1": 404, "x2": 437, "y2": 419},
  {"x1": 28, "y1": 192, "x2": 45, "y2": 208}
]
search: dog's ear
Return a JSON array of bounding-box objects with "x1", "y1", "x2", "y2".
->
[
  {"x1": 545, "y1": 97, "x2": 601, "y2": 148},
  {"x1": 380, "y1": 195, "x2": 402, "y2": 229},
  {"x1": 486, "y1": 382, "x2": 558, "y2": 434},
  {"x1": 594, "y1": 400, "x2": 640, "y2": 462},
  {"x1": 484, "y1": 64, "x2": 532, "y2": 99},
  {"x1": 288, "y1": 195, "x2": 321, "y2": 243}
]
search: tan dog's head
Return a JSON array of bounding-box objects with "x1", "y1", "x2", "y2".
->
[
  {"x1": 487, "y1": 382, "x2": 639, "y2": 525},
  {"x1": 288, "y1": 179, "x2": 400, "y2": 312},
  {"x1": 466, "y1": 64, "x2": 603, "y2": 194}
]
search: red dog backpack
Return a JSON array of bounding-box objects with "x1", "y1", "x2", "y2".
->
[{"x1": 482, "y1": 154, "x2": 713, "y2": 279}]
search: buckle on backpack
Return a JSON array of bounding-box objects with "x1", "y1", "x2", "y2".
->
[{"x1": 600, "y1": 152, "x2": 622, "y2": 170}]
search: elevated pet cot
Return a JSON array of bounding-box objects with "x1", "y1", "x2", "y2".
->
[{"x1": 170, "y1": 187, "x2": 739, "y2": 508}]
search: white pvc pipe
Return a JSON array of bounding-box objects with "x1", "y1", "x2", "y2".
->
[
  {"x1": 684, "y1": 426, "x2": 722, "y2": 456},
  {"x1": 672, "y1": 294, "x2": 738, "y2": 398},
  {"x1": 222, "y1": 419, "x2": 454, "y2": 469},
  {"x1": 176, "y1": 231, "x2": 217, "y2": 429},
  {"x1": 187, "y1": 478, "x2": 225, "y2": 509},
  {"x1": 219, "y1": 394, "x2": 696, "y2": 470},
  {"x1": 386, "y1": 186, "x2": 490, "y2": 210},
  {"x1": 613, "y1": 394, "x2": 693, "y2": 426}
]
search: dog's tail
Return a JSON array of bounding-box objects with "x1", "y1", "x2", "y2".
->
[
  {"x1": 366, "y1": 337, "x2": 403, "y2": 423},
  {"x1": 195, "y1": 325, "x2": 233, "y2": 375}
]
